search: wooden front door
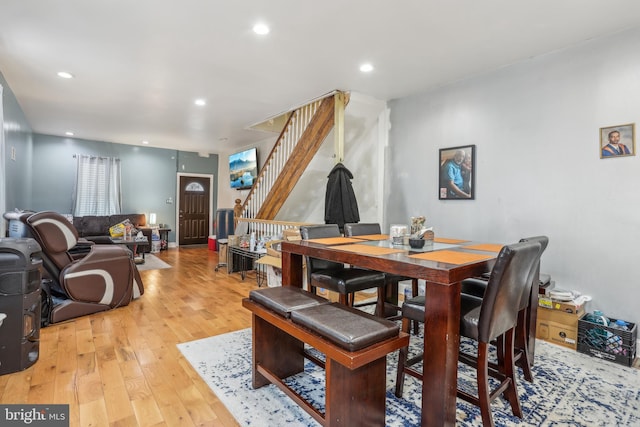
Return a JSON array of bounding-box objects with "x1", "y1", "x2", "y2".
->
[{"x1": 178, "y1": 175, "x2": 210, "y2": 245}]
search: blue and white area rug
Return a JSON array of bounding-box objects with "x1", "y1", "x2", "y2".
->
[{"x1": 177, "y1": 328, "x2": 640, "y2": 426}]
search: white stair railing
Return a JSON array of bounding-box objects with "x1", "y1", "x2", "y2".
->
[
  {"x1": 236, "y1": 218, "x2": 314, "y2": 240},
  {"x1": 242, "y1": 99, "x2": 323, "y2": 220}
]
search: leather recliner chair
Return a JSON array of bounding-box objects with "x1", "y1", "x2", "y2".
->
[{"x1": 24, "y1": 211, "x2": 145, "y2": 324}]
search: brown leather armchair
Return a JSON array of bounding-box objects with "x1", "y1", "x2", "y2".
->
[{"x1": 24, "y1": 211, "x2": 144, "y2": 324}]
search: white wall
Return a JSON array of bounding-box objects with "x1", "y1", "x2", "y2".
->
[
  {"x1": 386, "y1": 27, "x2": 640, "y2": 324},
  {"x1": 277, "y1": 93, "x2": 387, "y2": 225}
]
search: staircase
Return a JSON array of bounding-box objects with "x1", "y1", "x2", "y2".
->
[{"x1": 239, "y1": 91, "x2": 349, "y2": 221}]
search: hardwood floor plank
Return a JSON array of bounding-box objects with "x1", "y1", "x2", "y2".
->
[
  {"x1": 130, "y1": 396, "x2": 164, "y2": 427},
  {"x1": 99, "y1": 358, "x2": 137, "y2": 423},
  {"x1": 27, "y1": 380, "x2": 55, "y2": 405},
  {"x1": 53, "y1": 371, "x2": 80, "y2": 422},
  {"x1": 175, "y1": 385, "x2": 217, "y2": 426},
  {"x1": 79, "y1": 398, "x2": 110, "y2": 427},
  {"x1": 2, "y1": 372, "x2": 31, "y2": 403}
]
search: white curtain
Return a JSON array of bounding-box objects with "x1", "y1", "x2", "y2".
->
[{"x1": 72, "y1": 155, "x2": 122, "y2": 216}]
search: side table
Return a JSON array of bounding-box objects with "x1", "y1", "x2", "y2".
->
[
  {"x1": 140, "y1": 227, "x2": 171, "y2": 251},
  {"x1": 157, "y1": 228, "x2": 171, "y2": 250}
]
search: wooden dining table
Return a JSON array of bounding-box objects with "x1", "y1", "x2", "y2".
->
[{"x1": 280, "y1": 235, "x2": 500, "y2": 427}]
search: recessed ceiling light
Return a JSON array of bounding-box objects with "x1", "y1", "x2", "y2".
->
[
  {"x1": 65, "y1": 131, "x2": 74, "y2": 136},
  {"x1": 359, "y1": 63, "x2": 374, "y2": 73},
  {"x1": 142, "y1": 140, "x2": 149, "y2": 145},
  {"x1": 253, "y1": 23, "x2": 270, "y2": 35},
  {"x1": 57, "y1": 71, "x2": 74, "y2": 79},
  {"x1": 194, "y1": 99, "x2": 206, "y2": 106}
]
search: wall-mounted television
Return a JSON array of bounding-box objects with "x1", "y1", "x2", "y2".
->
[{"x1": 229, "y1": 147, "x2": 258, "y2": 190}]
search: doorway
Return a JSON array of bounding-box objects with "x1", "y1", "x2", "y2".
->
[{"x1": 177, "y1": 173, "x2": 214, "y2": 246}]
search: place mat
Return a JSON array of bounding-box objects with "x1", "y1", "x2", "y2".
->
[
  {"x1": 433, "y1": 237, "x2": 469, "y2": 244},
  {"x1": 306, "y1": 237, "x2": 364, "y2": 245},
  {"x1": 333, "y1": 244, "x2": 406, "y2": 256},
  {"x1": 463, "y1": 243, "x2": 504, "y2": 252},
  {"x1": 352, "y1": 234, "x2": 389, "y2": 241},
  {"x1": 409, "y1": 250, "x2": 494, "y2": 265}
]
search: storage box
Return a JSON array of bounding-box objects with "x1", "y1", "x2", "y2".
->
[
  {"x1": 536, "y1": 305, "x2": 585, "y2": 350},
  {"x1": 538, "y1": 295, "x2": 585, "y2": 314},
  {"x1": 265, "y1": 240, "x2": 283, "y2": 258},
  {"x1": 282, "y1": 228, "x2": 301, "y2": 241},
  {"x1": 577, "y1": 315, "x2": 637, "y2": 367}
]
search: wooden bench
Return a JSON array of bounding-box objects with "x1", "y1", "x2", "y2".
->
[{"x1": 242, "y1": 287, "x2": 409, "y2": 427}]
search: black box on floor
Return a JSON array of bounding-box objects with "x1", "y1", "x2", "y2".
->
[
  {"x1": 0, "y1": 238, "x2": 42, "y2": 375},
  {"x1": 577, "y1": 315, "x2": 637, "y2": 367}
]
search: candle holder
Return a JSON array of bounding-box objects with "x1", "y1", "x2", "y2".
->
[{"x1": 390, "y1": 224, "x2": 408, "y2": 246}]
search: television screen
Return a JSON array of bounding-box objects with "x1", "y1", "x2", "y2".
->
[{"x1": 229, "y1": 147, "x2": 258, "y2": 190}]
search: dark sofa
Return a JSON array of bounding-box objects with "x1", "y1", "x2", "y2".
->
[{"x1": 72, "y1": 213, "x2": 152, "y2": 251}]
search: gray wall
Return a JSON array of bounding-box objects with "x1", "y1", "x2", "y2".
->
[
  {"x1": 29, "y1": 134, "x2": 219, "y2": 242},
  {"x1": 1, "y1": 71, "x2": 34, "y2": 212},
  {"x1": 386, "y1": 27, "x2": 640, "y2": 324}
]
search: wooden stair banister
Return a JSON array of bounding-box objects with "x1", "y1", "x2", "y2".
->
[
  {"x1": 241, "y1": 91, "x2": 349, "y2": 221},
  {"x1": 257, "y1": 95, "x2": 335, "y2": 219}
]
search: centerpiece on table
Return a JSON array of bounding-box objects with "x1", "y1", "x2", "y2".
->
[{"x1": 408, "y1": 216, "x2": 434, "y2": 248}]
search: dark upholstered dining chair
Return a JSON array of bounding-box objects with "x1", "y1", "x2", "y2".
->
[
  {"x1": 460, "y1": 235, "x2": 549, "y2": 381},
  {"x1": 344, "y1": 222, "x2": 419, "y2": 320},
  {"x1": 24, "y1": 211, "x2": 145, "y2": 324},
  {"x1": 300, "y1": 224, "x2": 386, "y2": 311},
  {"x1": 394, "y1": 240, "x2": 542, "y2": 427}
]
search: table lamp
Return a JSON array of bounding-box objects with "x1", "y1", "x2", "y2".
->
[{"x1": 149, "y1": 213, "x2": 157, "y2": 226}]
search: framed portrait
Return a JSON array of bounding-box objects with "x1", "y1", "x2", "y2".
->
[
  {"x1": 439, "y1": 144, "x2": 475, "y2": 200},
  {"x1": 600, "y1": 123, "x2": 635, "y2": 158}
]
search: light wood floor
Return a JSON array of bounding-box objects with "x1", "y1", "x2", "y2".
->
[{"x1": 0, "y1": 246, "x2": 256, "y2": 427}]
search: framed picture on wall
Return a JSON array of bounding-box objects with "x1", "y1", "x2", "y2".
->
[
  {"x1": 600, "y1": 123, "x2": 635, "y2": 158},
  {"x1": 439, "y1": 144, "x2": 475, "y2": 200}
]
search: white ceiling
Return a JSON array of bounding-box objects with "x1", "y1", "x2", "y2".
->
[{"x1": 2, "y1": 1, "x2": 640, "y2": 154}]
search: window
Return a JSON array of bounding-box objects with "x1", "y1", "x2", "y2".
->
[
  {"x1": 185, "y1": 182, "x2": 205, "y2": 192},
  {"x1": 72, "y1": 155, "x2": 122, "y2": 216}
]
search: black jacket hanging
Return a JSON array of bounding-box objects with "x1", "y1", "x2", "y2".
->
[{"x1": 324, "y1": 162, "x2": 360, "y2": 232}]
